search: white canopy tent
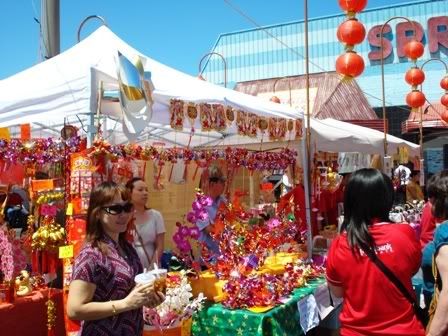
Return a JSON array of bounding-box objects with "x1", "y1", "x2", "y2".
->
[
  {"x1": 202, "y1": 118, "x2": 420, "y2": 157},
  {"x1": 0, "y1": 26, "x2": 302, "y2": 148}
]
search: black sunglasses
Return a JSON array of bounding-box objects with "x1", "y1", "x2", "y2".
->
[{"x1": 102, "y1": 202, "x2": 133, "y2": 215}]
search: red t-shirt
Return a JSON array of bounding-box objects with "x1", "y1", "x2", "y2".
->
[
  {"x1": 420, "y1": 201, "x2": 437, "y2": 249},
  {"x1": 326, "y1": 223, "x2": 424, "y2": 336}
]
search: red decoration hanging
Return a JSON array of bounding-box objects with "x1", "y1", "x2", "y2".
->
[
  {"x1": 338, "y1": 0, "x2": 367, "y2": 13},
  {"x1": 403, "y1": 41, "x2": 425, "y2": 60},
  {"x1": 336, "y1": 52, "x2": 365, "y2": 79},
  {"x1": 440, "y1": 76, "x2": 448, "y2": 91},
  {"x1": 270, "y1": 96, "x2": 281, "y2": 104},
  {"x1": 441, "y1": 109, "x2": 448, "y2": 123},
  {"x1": 404, "y1": 67, "x2": 425, "y2": 86},
  {"x1": 406, "y1": 90, "x2": 426, "y2": 108},
  {"x1": 336, "y1": 18, "x2": 366, "y2": 46},
  {"x1": 441, "y1": 93, "x2": 448, "y2": 107}
]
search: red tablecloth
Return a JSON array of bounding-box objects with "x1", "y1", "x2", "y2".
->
[{"x1": 0, "y1": 288, "x2": 66, "y2": 336}]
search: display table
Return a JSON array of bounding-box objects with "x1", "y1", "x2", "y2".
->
[
  {"x1": 0, "y1": 288, "x2": 66, "y2": 336},
  {"x1": 192, "y1": 278, "x2": 325, "y2": 336}
]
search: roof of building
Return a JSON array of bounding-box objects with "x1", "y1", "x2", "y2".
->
[
  {"x1": 234, "y1": 72, "x2": 378, "y2": 120},
  {"x1": 402, "y1": 102, "x2": 448, "y2": 134}
]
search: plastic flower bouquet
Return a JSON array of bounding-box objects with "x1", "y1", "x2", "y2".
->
[{"x1": 143, "y1": 271, "x2": 205, "y2": 330}]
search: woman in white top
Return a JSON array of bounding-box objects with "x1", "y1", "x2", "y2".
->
[{"x1": 126, "y1": 178, "x2": 166, "y2": 269}]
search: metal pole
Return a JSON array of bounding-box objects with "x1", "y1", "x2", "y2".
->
[
  {"x1": 77, "y1": 15, "x2": 107, "y2": 43},
  {"x1": 272, "y1": 77, "x2": 293, "y2": 107},
  {"x1": 41, "y1": 0, "x2": 60, "y2": 59},
  {"x1": 198, "y1": 52, "x2": 228, "y2": 88},
  {"x1": 304, "y1": 0, "x2": 313, "y2": 262}
]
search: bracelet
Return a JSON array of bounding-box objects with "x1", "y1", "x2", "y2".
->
[{"x1": 111, "y1": 302, "x2": 117, "y2": 315}]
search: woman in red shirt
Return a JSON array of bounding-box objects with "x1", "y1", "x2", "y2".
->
[{"x1": 326, "y1": 168, "x2": 424, "y2": 336}]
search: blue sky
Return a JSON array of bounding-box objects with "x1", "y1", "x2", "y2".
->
[{"x1": 0, "y1": 0, "x2": 413, "y2": 80}]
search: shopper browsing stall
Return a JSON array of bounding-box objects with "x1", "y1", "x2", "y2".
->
[
  {"x1": 326, "y1": 169, "x2": 425, "y2": 335},
  {"x1": 197, "y1": 165, "x2": 227, "y2": 258},
  {"x1": 406, "y1": 170, "x2": 424, "y2": 203},
  {"x1": 126, "y1": 177, "x2": 166, "y2": 269},
  {"x1": 424, "y1": 170, "x2": 448, "y2": 335},
  {"x1": 67, "y1": 182, "x2": 164, "y2": 336}
]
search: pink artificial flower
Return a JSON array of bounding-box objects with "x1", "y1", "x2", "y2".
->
[
  {"x1": 186, "y1": 212, "x2": 197, "y2": 224},
  {"x1": 189, "y1": 227, "x2": 200, "y2": 240}
]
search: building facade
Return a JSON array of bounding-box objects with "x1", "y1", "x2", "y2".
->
[{"x1": 203, "y1": 0, "x2": 447, "y2": 112}]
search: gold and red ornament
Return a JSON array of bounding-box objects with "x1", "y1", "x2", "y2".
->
[
  {"x1": 440, "y1": 109, "x2": 448, "y2": 123},
  {"x1": 441, "y1": 93, "x2": 448, "y2": 107},
  {"x1": 258, "y1": 117, "x2": 268, "y2": 132},
  {"x1": 405, "y1": 67, "x2": 425, "y2": 87},
  {"x1": 406, "y1": 90, "x2": 426, "y2": 109},
  {"x1": 36, "y1": 191, "x2": 64, "y2": 205},
  {"x1": 46, "y1": 290, "x2": 57, "y2": 336},
  {"x1": 225, "y1": 106, "x2": 235, "y2": 124},
  {"x1": 169, "y1": 99, "x2": 185, "y2": 130},
  {"x1": 31, "y1": 216, "x2": 66, "y2": 274},
  {"x1": 270, "y1": 96, "x2": 281, "y2": 104},
  {"x1": 295, "y1": 119, "x2": 303, "y2": 139},
  {"x1": 336, "y1": 0, "x2": 367, "y2": 80},
  {"x1": 268, "y1": 117, "x2": 287, "y2": 141}
]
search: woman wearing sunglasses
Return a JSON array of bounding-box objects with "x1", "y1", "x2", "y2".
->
[
  {"x1": 126, "y1": 177, "x2": 165, "y2": 269},
  {"x1": 67, "y1": 182, "x2": 164, "y2": 336}
]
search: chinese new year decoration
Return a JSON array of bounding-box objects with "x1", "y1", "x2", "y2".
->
[{"x1": 336, "y1": 0, "x2": 367, "y2": 80}]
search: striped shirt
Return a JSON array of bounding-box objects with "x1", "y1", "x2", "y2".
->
[{"x1": 72, "y1": 234, "x2": 143, "y2": 336}]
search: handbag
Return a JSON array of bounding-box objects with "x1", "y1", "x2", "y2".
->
[
  {"x1": 427, "y1": 254, "x2": 441, "y2": 331},
  {"x1": 361, "y1": 247, "x2": 428, "y2": 326}
]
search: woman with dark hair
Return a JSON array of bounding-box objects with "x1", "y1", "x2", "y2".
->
[
  {"x1": 425, "y1": 170, "x2": 448, "y2": 335},
  {"x1": 126, "y1": 177, "x2": 165, "y2": 269},
  {"x1": 326, "y1": 168, "x2": 424, "y2": 335},
  {"x1": 67, "y1": 182, "x2": 164, "y2": 336}
]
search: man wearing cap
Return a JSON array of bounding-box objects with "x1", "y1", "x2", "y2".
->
[{"x1": 196, "y1": 165, "x2": 227, "y2": 261}]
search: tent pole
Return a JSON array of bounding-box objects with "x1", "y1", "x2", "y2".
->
[{"x1": 304, "y1": 0, "x2": 313, "y2": 262}]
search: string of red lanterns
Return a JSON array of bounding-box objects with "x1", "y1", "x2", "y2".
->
[
  {"x1": 335, "y1": 0, "x2": 367, "y2": 80},
  {"x1": 441, "y1": 75, "x2": 448, "y2": 123},
  {"x1": 403, "y1": 36, "x2": 426, "y2": 111}
]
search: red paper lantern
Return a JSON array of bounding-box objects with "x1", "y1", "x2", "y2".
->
[
  {"x1": 336, "y1": 52, "x2": 365, "y2": 78},
  {"x1": 404, "y1": 67, "x2": 425, "y2": 86},
  {"x1": 440, "y1": 76, "x2": 448, "y2": 90},
  {"x1": 337, "y1": 19, "x2": 366, "y2": 46},
  {"x1": 441, "y1": 93, "x2": 448, "y2": 107},
  {"x1": 403, "y1": 41, "x2": 425, "y2": 60},
  {"x1": 338, "y1": 0, "x2": 367, "y2": 13},
  {"x1": 406, "y1": 91, "x2": 426, "y2": 108},
  {"x1": 441, "y1": 109, "x2": 448, "y2": 123},
  {"x1": 270, "y1": 96, "x2": 281, "y2": 104}
]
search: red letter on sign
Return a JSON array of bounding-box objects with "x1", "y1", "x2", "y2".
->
[
  {"x1": 396, "y1": 21, "x2": 425, "y2": 58},
  {"x1": 428, "y1": 16, "x2": 448, "y2": 54},
  {"x1": 368, "y1": 24, "x2": 392, "y2": 61}
]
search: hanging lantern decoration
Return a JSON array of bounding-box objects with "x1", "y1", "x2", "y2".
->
[
  {"x1": 336, "y1": 18, "x2": 366, "y2": 49},
  {"x1": 403, "y1": 40, "x2": 425, "y2": 62},
  {"x1": 336, "y1": 51, "x2": 365, "y2": 79},
  {"x1": 440, "y1": 76, "x2": 448, "y2": 91},
  {"x1": 441, "y1": 93, "x2": 448, "y2": 107},
  {"x1": 404, "y1": 67, "x2": 425, "y2": 87},
  {"x1": 441, "y1": 109, "x2": 448, "y2": 123},
  {"x1": 270, "y1": 96, "x2": 281, "y2": 104},
  {"x1": 338, "y1": 0, "x2": 368, "y2": 17},
  {"x1": 336, "y1": 0, "x2": 367, "y2": 80},
  {"x1": 406, "y1": 90, "x2": 426, "y2": 109}
]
